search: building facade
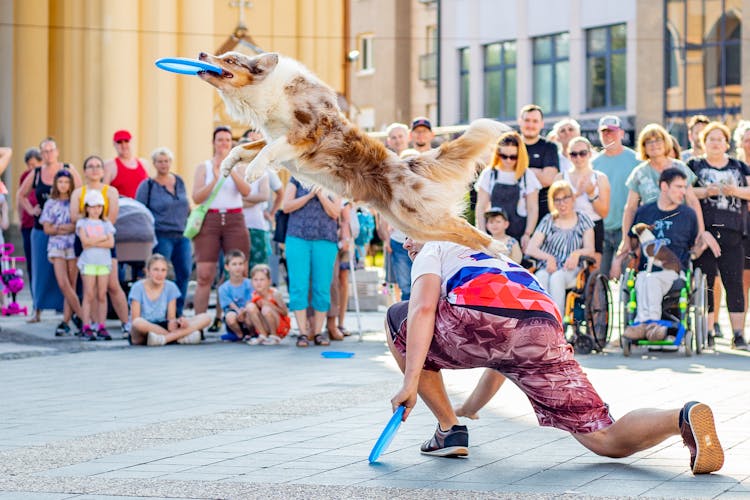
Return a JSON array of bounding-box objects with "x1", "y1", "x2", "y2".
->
[
  {"x1": 439, "y1": 0, "x2": 748, "y2": 146},
  {"x1": 347, "y1": 0, "x2": 438, "y2": 131},
  {"x1": 0, "y1": 0, "x2": 344, "y2": 223}
]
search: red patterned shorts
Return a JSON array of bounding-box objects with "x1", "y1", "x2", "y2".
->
[{"x1": 387, "y1": 299, "x2": 614, "y2": 434}]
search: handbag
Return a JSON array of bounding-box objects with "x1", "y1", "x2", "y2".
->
[
  {"x1": 183, "y1": 175, "x2": 227, "y2": 239},
  {"x1": 272, "y1": 209, "x2": 289, "y2": 243}
]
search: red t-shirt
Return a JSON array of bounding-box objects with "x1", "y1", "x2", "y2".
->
[{"x1": 110, "y1": 157, "x2": 148, "y2": 198}]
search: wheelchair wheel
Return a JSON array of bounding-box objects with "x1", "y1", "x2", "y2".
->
[
  {"x1": 692, "y1": 268, "x2": 708, "y2": 354},
  {"x1": 618, "y1": 273, "x2": 634, "y2": 348},
  {"x1": 574, "y1": 334, "x2": 595, "y2": 355},
  {"x1": 585, "y1": 272, "x2": 612, "y2": 351},
  {"x1": 684, "y1": 329, "x2": 693, "y2": 357}
]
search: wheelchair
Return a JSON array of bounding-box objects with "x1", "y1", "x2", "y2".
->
[
  {"x1": 619, "y1": 258, "x2": 708, "y2": 357},
  {"x1": 560, "y1": 256, "x2": 612, "y2": 354}
]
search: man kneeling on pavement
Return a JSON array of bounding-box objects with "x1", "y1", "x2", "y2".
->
[
  {"x1": 613, "y1": 167, "x2": 699, "y2": 341},
  {"x1": 385, "y1": 196, "x2": 724, "y2": 473}
]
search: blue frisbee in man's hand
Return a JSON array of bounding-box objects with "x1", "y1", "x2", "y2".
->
[
  {"x1": 368, "y1": 405, "x2": 405, "y2": 463},
  {"x1": 155, "y1": 57, "x2": 223, "y2": 76}
]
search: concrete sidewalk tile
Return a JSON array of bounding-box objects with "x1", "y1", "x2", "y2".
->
[
  {"x1": 95, "y1": 469, "x2": 166, "y2": 479},
  {"x1": 158, "y1": 472, "x2": 233, "y2": 481},
  {"x1": 356, "y1": 478, "x2": 435, "y2": 489},
  {"x1": 646, "y1": 480, "x2": 738, "y2": 498},
  {"x1": 576, "y1": 478, "x2": 665, "y2": 497}
]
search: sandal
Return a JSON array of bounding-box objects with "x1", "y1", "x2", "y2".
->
[
  {"x1": 296, "y1": 335, "x2": 310, "y2": 348},
  {"x1": 328, "y1": 327, "x2": 345, "y2": 341},
  {"x1": 339, "y1": 326, "x2": 351, "y2": 337},
  {"x1": 313, "y1": 334, "x2": 330, "y2": 346}
]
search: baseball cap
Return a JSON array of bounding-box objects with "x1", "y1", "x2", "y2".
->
[
  {"x1": 598, "y1": 115, "x2": 622, "y2": 131},
  {"x1": 484, "y1": 206, "x2": 509, "y2": 220},
  {"x1": 84, "y1": 190, "x2": 105, "y2": 206},
  {"x1": 113, "y1": 129, "x2": 132, "y2": 142},
  {"x1": 411, "y1": 117, "x2": 432, "y2": 131}
]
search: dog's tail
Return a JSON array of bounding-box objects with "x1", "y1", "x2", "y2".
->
[{"x1": 426, "y1": 119, "x2": 510, "y2": 185}]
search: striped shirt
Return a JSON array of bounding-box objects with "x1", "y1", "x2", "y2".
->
[{"x1": 534, "y1": 212, "x2": 594, "y2": 269}]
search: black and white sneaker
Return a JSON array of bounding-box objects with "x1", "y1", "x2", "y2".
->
[
  {"x1": 732, "y1": 332, "x2": 748, "y2": 351},
  {"x1": 420, "y1": 424, "x2": 469, "y2": 457},
  {"x1": 55, "y1": 322, "x2": 71, "y2": 337}
]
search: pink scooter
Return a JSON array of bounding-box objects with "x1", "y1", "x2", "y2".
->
[{"x1": 1, "y1": 243, "x2": 27, "y2": 316}]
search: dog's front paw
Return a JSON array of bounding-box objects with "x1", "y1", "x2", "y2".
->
[
  {"x1": 244, "y1": 156, "x2": 269, "y2": 183},
  {"x1": 220, "y1": 154, "x2": 238, "y2": 177}
]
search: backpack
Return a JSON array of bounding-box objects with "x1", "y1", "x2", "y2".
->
[{"x1": 354, "y1": 207, "x2": 375, "y2": 247}]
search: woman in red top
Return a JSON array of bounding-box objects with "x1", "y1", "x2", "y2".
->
[{"x1": 103, "y1": 130, "x2": 148, "y2": 198}]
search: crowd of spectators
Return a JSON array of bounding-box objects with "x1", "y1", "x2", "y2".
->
[{"x1": 3, "y1": 106, "x2": 750, "y2": 350}]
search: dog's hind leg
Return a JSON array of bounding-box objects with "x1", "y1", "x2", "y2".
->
[
  {"x1": 404, "y1": 215, "x2": 501, "y2": 255},
  {"x1": 243, "y1": 135, "x2": 298, "y2": 183}
]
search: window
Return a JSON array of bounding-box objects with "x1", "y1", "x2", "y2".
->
[
  {"x1": 532, "y1": 33, "x2": 569, "y2": 114},
  {"x1": 483, "y1": 41, "x2": 517, "y2": 120},
  {"x1": 419, "y1": 25, "x2": 438, "y2": 84},
  {"x1": 459, "y1": 47, "x2": 470, "y2": 123},
  {"x1": 664, "y1": 0, "x2": 741, "y2": 123},
  {"x1": 586, "y1": 24, "x2": 627, "y2": 110},
  {"x1": 357, "y1": 33, "x2": 374, "y2": 73}
]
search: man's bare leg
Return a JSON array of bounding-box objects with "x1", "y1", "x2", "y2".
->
[{"x1": 455, "y1": 368, "x2": 507, "y2": 419}]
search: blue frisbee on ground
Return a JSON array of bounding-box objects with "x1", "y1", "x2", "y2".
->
[
  {"x1": 155, "y1": 57, "x2": 223, "y2": 75},
  {"x1": 368, "y1": 405, "x2": 405, "y2": 463},
  {"x1": 321, "y1": 351, "x2": 355, "y2": 359}
]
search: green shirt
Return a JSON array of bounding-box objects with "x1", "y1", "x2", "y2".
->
[
  {"x1": 593, "y1": 147, "x2": 639, "y2": 231},
  {"x1": 625, "y1": 159, "x2": 696, "y2": 206}
]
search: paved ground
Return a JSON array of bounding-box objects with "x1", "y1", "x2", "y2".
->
[{"x1": 0, "y1": 285, "x2": 749, "y2": 499}]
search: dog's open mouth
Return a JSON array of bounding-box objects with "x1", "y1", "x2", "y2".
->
[{"x1": 198, "y1": 69, "x2": 231, "y2": 78}]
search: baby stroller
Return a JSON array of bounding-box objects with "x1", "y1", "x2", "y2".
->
[{"x1": 1, "y1": 243, "x2": 28, "y2": 316}]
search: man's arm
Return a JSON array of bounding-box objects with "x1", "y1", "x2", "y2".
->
[{"x1": 390, "y1": 273, "x2": 441, "y2": 420}]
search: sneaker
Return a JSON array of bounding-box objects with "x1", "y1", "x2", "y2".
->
[
  {"x1": 121, "y1": 321, "x2": 131, "y2": 339},
  {"x1": 707, "y1": 333, "x2": 715, "y2": 348},
  {"x1": 623, "y1": 323, "x2": 647, "y2": 340},
  {"x1": 680, "y1": 401, "x2": 724, "y2": 474},
  {"x1": 713, "y1": 323, "x2": 724, "y2": 339},
  {"x1": 731, "y1": 332, "x2": 748, "y2": 351},
  {"x1": 71, "y1": 314, "x2": 83, "y2": 331},
  {"x1": 420, "y1": 424, "x2": 469, "y2": 457},
  {"x1": 645, "y1": 323, "x2": 668, "y2": 341},
  {"x1": 147, "y1": 332, "x2": 167, "y2": 346},
  {"x1": 55, "y1": 322, "x2": 71, "y2": 337},
  {"x1": 208, "y1": 317, "x2": 222, "y2": 333},
  {"x1": 97, "y1": 324, "x2": 112, "y2": 341},
  {"x1": 82, "y1": 325, "x2": 97, "y2": 341},
  {"x1": 177, "y1": 330, "x2": 202, "y2": 345}
]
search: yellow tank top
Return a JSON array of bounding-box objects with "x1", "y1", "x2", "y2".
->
[{"x1": 79, "y1": 185, "x2": 110, "y2": 217}]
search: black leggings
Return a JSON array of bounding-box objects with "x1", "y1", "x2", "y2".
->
[{"x1": 695, "y1": 228, "x2": 745, "y2": 313}]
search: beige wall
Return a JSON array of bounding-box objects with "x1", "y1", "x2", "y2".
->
[
  {"x1": 1, "y1": 0, "x2": 344, "y2": 221},
  {"x1": 347, "y1": 0, "x2": 437, "y2": 131},
  {"x1": 634, "y1": 0, "x2": 665, "y2": 132}
]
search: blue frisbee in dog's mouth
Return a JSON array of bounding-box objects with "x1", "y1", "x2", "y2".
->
[{"x1": 155, "y1": 57, "x2": 223, "y2": 76}]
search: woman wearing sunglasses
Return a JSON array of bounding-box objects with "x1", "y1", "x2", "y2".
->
[
  {"x1": 475, "y1": 131, "x2": 541, "y2": 251},
  {"x1": 554, "y1": 136, "x2": 610, "y2": 265},
  {"x1": 525, "y1": 180, "x2": 596, "y2": 315}
]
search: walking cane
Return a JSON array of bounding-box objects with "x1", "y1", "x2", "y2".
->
[{"x1": 348, "y1": 244, "x2": 363, "y2": 341}]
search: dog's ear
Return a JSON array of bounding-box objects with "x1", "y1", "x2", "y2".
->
[{"x1": 251, "y1": 53, "x2": 280, "y2": 75}]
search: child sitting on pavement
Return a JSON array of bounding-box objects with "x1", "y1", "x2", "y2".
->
[
  {"x1": 129, "y1": 253, "x2": 211, "y2": 346},
  {"x1": 247, "y1": 264, "x2": 290, "y2": 345},
  {"x1": 218, "y1": 249, "x2": 255, "y2": 342},
  {"x1": 484, "y1": 207, "x2": 523, "y2": 264}
]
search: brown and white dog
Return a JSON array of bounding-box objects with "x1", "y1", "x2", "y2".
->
[
  {"x1": 630, "y1": 223, "x2": 682, "y2": 273},
  {"x1": 197, "y1": 51, "x2": 510, "y2": 254}
]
